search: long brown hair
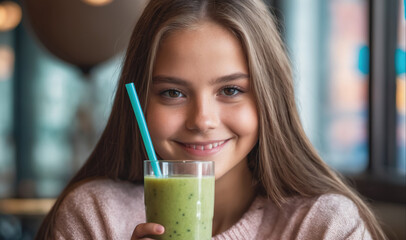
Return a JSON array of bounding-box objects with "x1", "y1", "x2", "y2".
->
[{"x1": 36, "y1": 0, "x2": 386, "y2": 239}]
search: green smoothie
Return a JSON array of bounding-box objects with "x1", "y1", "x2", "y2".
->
[{"x1": 144, "y1": 175, "x2": 215, "y2": 240}]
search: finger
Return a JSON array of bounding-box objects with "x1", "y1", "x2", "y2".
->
[{"x1": 131, "y1": 223, "x2": 165, "y2": 239}]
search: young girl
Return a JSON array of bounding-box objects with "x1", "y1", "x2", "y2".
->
[{"x1": 36, "y1": 0, "x2": 386, "y2": 239}]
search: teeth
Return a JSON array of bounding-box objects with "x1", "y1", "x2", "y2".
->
[{"x1": 186, "y1": 140, "x2": 226, "y2": 150}]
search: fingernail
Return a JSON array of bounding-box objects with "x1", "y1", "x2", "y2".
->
[{"x1": 156, "y1": 225, "x2": 164, "y2": 234}]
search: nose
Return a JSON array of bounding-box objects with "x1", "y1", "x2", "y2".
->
[{"x1": 185, "y1": 96, "x2": 220, "y2": 133}]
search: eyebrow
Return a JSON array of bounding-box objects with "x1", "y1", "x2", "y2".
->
[{"x1": 152, "y1": 72, "x2": 249, "y2": 86}]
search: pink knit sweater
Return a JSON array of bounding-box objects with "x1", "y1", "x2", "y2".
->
[{"x1": 54, "y1": 178, "x2": 371, "y2": 239}]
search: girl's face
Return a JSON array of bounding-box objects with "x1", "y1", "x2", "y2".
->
[{"x1": 147, "y1": 21, "x2": 258, "y2": 179}]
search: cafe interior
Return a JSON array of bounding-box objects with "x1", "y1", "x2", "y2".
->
[{"x1": 0, "y1": 0, "x2": 405, "y2": 239}]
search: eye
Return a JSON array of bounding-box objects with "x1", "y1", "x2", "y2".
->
[
  {"x1": 220, "y1": 87, "x2": 243, "y2": 96},
  {"x1": 161, "y1": 89, "x2": 185, "y2": 98}
]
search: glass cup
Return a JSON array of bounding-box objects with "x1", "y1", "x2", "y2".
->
[{"x1": 144, "y1": 160, "x2": 215, "y2": 240}]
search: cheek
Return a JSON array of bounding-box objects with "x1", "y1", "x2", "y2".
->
[
  {"x1": 224, "y1": 102, "x2": 258, "y2": 139},
  {"x1": 146, "y1": 104, "x2": 184, "y2": 142}
]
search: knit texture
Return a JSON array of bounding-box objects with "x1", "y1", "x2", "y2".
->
[{"x1": 54, "y1": 178, "x2": 371, "y2": 240}]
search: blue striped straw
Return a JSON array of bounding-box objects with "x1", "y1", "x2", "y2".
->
[{"x1": 125, "y1": 83, "x2": 162, "y2": 177}]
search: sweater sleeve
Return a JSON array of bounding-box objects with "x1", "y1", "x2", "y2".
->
[
  {"x1": 53, "y1": 179, "x2": 146, "y2": 240},
  {"x1": 295, "y1": 194, "x2": 372, "y2": 240}
]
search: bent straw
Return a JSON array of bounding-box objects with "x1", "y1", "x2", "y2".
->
[{"x1": 125, "y1": 83, "x2": 162, "y2": 177}]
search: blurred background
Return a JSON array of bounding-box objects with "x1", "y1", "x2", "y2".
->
[{"x1": 0, "y1": 0, "x2": 404, "y2": 239}]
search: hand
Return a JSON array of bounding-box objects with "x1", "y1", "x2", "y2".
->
[{"x1": 131, "y1": 223, "x2": 165, "y2": 240}]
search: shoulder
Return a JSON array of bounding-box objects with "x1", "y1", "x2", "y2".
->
[
  {"x1": 308, "y1": 193, "x2": 360, "y2": 218},
  {"x1": 59, "y1": 178, "x2": 145, "y2": 216},
  {"x1": 258, "y1": 194, "x2": 371, "y2": 240},
  {"x1": 63, "y1": 178, "x2": 144, "y2": 206},
  {"x1": 55, "y1": 178, "x2": 145, "y2": 239},
  {"x1": 262, "y1": 193, "x2": 361, "y2": 220},
  {"x1": 293, "y1": 193, "x2": 371, "y2": 239}
]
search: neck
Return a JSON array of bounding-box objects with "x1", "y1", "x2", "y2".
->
[{"x1": 212, "y1": 160, "x2": 257, "y2": 236}]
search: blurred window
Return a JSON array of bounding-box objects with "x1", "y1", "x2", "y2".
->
[
  {"x1": 396, "y1": 0, "x2": 405, "y2": 175},
  {"x1": 0, "y1": 31, "x2": 15, "y2": 198},
  {"x1": 0, "y1": 25, "x2": 121, "y2": 198},
  {"x1": 282, "y1": 0, "x2": 369, "y2": 173},
  {"x1": 278, "y1": 0, "x2": 405, "y2": 204}
]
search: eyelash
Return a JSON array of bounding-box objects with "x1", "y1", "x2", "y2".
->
[
  {"x1": 160, "y1": 88, "x2": 185, "y2": 98},
  {"x1": 219, "y1": 85, "x2": 244, "y2": 97},
  {"x1": 159, "y1": 85, "x2": 245, "y2": 99}
]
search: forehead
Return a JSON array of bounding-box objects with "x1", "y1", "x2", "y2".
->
[
  {"x1": 153, "y1": 20, "x2": 248, "y2": 81},
  {"x1": 160, "y1": 20, "x2": 234, "y2": 43},
  {"x1": 159, "y1": 20, "x2": 242, "y2": 51}
]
